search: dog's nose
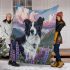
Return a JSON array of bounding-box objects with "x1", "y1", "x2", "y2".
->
[
  {"x1": 30, "y1": 30, "x2": 34, "y2": 34},
  {"x1": 32, "y1": 44, "x2": 36, "y2": 49}
]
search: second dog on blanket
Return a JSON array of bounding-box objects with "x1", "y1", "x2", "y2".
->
[{"x1": 16, "y1": 17, "x2": 44, "y2": 60}]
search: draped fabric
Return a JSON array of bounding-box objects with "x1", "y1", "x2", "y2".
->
[{"x1": 11, "y1": 5, "x2": 58, "y2": 65}]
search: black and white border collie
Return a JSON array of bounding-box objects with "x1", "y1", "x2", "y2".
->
[{"x1": 16, "y1": 17, "x2": 44, "y2": 60}]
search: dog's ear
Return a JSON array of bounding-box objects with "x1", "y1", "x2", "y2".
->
[
  {"x1": 39, "y1": 17, "x2": 44, "y2": 21},
  {"x1": 36, "y1": 17, "x2": 44, "y2": 37},
  {"x1": 24, "y1": 19, "x2": 31, "y2": 29},
  {"x1": 24, "y1": 19, "x2": 31, "y2": 24},
  {"x1": 37, "y1": 17, "x2": 44, "y2": 25}
]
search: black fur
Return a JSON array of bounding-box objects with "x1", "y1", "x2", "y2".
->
[
  {"x1": 15, "y1": 35, "x2": 26, "y2": 45},
  {"x1": 24, "y1": 19, "x2": 32, "y2": 36},
  {"x1": 34, "y1": 17, "x2": 44, "y2": 37}
]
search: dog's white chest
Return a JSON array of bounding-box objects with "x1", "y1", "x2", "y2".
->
[{"x1": 22, "y1": 35, "x2": 40, "y2": 60}]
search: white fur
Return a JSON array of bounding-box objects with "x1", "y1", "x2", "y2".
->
[
  {"x1": 30, "y1": 22, "x2": 36, "y2": 35},
  {"x1": 22, "y1": 34, "x2": 40, "y2": 60}
]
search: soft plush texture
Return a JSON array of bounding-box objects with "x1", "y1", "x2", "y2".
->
[{"x1": 11, "y1": 5, "x2": 58, "y2": 65}]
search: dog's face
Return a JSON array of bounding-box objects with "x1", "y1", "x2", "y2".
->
[{"x1": 24, "y1": 17, "x2": 44, "y2": 37}]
